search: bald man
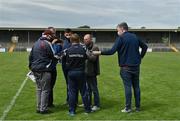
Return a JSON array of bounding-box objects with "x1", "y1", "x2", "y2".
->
[{"x1": 83, "y1": 34, "x2": 100, "y2": 111}]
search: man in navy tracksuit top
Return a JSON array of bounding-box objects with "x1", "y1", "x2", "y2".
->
[
  {"x1": 62, "y1": 28, "x2": 72, "y2": 104},
  {"x1": 93, "y1": 22, "x2": 148, "y2": 113},
  {"x1": 29, "y1": 29, "x2": 55, "y2": 114},
  {"x1": 64, "y1": 33, "x2": 91, "y2": 116}
]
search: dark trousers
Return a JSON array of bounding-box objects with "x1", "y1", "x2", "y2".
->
[
  {"x1": 86, "y1": 76, "x2": 100, "y2": 107},
  {"x1": 62, "y1": 64, "x2": 69, "y2": 102},
  {"x1": 120, "y1": 66, "x2": 140, "y2": 109},
  {"x1": 48, "y1": 69, "x2": 57, "y2": 106},
  {"x1": 33, "y1": 72, "x2": 51, "y2": 112},
  {"x1": 68, "y1": 70, "x2": 91, "y2": 113}
]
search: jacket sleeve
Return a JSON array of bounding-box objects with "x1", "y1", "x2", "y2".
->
[
  {"x1": 101, "y1": 37, "x2": 122, "y2": 55},
  {"x1": 139, "y1": 39, "x2": 148, "y2": 58},
  {"x1": 45, "y1": 42, "x2": 54, "y2": 59},
  {"x1": 87, "y1": 46, "x2": 99, "y2": 62},
  {"x1": 52, "y1": 44, "x2": 57, "y2": 55}
]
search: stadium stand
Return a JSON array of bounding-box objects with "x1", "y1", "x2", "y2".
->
[{"x1": 0, "y1": 28, "x2": 180, "y2": 52}]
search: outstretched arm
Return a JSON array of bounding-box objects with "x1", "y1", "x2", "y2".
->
[
  {"x1": 87, "y1": 46, "x2": 99, "y2": 62},
  {"x1": 93, "y1": 37, "x2": 122, "y2": 55}
]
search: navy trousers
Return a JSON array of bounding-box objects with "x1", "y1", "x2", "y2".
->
[
  {"x1": 62, "y1": 63, "x2": 69, "y2": 103},
  {"x1": 120, "y1": 66, "x2": 140, "y2": 109},
  {"x1": 86, "y1": 76, "x2": 100, "y2": 107},
  {"x1": 68, "y1": 70, "x2": 91, "y2": 113},
  {"x1": 48, "y1": 69, "x2": 57, "y2": 106}
]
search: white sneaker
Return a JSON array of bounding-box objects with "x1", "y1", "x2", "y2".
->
[
  {"x1": 78, "y1": 104, "x2": 84, "y2": 108},
  {"x1": 121, "y1": 108, "x2": 132, "y2": 113},
  {"x1": 91, "y1": 106, "x2": 100, "y2": 111}
]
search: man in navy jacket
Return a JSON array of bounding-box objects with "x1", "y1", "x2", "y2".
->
[
  {"x1": 93, "y1": 22, "x2": 148, "y2": 113},
  {"x1": 64, "y1": 33, "x2": 91, "y2": 116},
  {"x1": 29, "y1": 29, "x2": 55, "y2": 114}
]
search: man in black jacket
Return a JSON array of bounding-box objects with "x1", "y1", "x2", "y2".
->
[
  {"x1": 29, "y1": 29, "x2": 55, "y2": 114},
  {"x1": 83, "y1": 34, "x2": 100, "y2": 111}
]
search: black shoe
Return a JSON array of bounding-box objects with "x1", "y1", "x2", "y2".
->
[
  {"x1": 36, "y1": 110, "x2": 40, "y2": 113},
  {"x1": 40, "y1": 110, "x2": 52, "y2": 114},
  {"x1": 48, "y1": 104, "x2": 55, "y2": 108},
  {"x1": 85, "y1": 109, "x2": 94, "y2": 114},
  {"x1": 135, "y1": 108, "x2": 140, "y2": 112}
]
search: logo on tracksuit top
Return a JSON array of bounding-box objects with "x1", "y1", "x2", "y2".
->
[{"x1": 69, "y1": 54, "x2": 84, "y2": 58}]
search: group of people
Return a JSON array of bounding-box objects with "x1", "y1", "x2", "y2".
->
[
  {"x1": 29, "y1": 27, "x2": 100, "y2": 115},
  {"x1": 28, "y1": 22, "x2": 148, "y2": 116}
]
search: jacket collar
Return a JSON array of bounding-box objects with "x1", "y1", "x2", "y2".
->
[{"x1": 86, "y1": 42, "x2": 93, "y2": 50}]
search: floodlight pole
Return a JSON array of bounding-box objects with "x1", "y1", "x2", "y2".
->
[
  {"x1": 27, "y1": 31, "x2": 30, "y2": 47},
  {"x1": 168, "y1": 31, "x2": 171, "y2": 45}
]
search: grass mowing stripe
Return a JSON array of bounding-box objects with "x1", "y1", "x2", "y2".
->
[{"x1": 0, "y1": 77, "x2": 28, "y2": 121}]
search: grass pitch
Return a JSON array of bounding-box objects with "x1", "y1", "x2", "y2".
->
[{"x1": 0, "y1": 52, "x2": 180, "y2": 120}]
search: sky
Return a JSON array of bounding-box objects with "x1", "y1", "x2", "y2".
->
[{"x1": 0, "y1": 0, "x2": 180, "y2": 28}]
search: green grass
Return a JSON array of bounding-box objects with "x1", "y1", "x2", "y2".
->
[{"x1": 0, "y1": 52, "x2": 180, "y2": 120}]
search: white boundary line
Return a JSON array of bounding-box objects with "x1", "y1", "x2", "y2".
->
[{"x1": 0, "y1": 77, "x2": 28, "y2": 121}]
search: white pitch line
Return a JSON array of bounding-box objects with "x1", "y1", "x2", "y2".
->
[{"x1": 0, "y1": 77, "x2": 28, "y2": 121}]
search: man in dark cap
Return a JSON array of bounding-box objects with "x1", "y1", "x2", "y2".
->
[{"x1": 93, "y1": 22, "x2": 148, "y2": 113}]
